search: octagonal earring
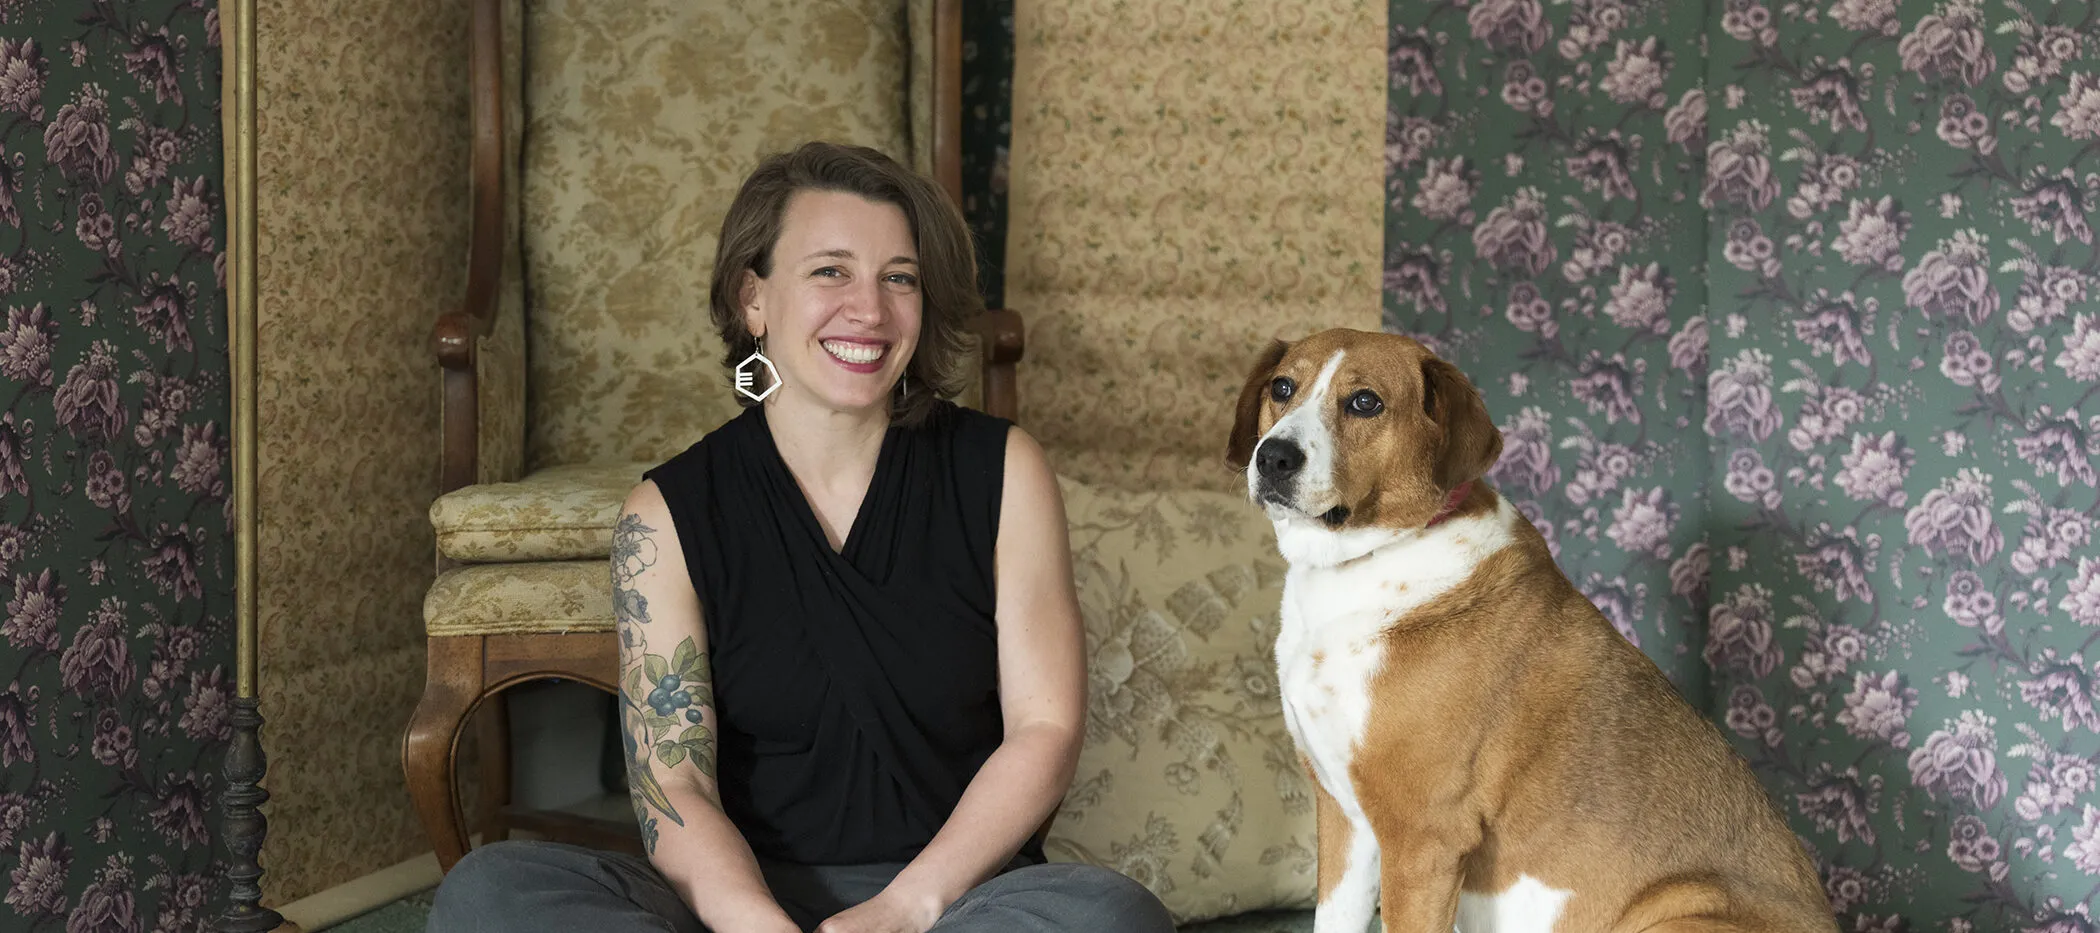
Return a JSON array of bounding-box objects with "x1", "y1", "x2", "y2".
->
[{"x1": 735, "y1": 335, "x2": 780, "y2": 402}]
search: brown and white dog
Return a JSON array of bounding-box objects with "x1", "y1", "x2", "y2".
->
[{"x1": 1224, "y1": 328, "x2": 1838, "y2": 933}]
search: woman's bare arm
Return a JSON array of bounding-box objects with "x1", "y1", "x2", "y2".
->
[
  {"x1": 613, "y1": 480, "x2": 799, "y2": 933},
  {"x1": 847, "y1": 426, "x2": 1089, "y2": 923}
]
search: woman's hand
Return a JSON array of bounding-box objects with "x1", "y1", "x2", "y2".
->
[{"x1": 814, "y1": 885, "x2": 945, "y2": 933}]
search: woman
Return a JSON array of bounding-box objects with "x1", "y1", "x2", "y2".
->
[{"x1": 428, "y1": 143, "x2": 1174, "y2": 933}]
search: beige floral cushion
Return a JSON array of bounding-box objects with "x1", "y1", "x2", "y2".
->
[
  {"x1": 429, "y1": 463, "x2": 646, "y2": 562},
  {"x1": 1045, "y1": 477, "x2": 1316, "y2": 924},
  {"x1": 1003, "y1": 0, "x2": 1387, "y2": 495},
  {"x1": 424, "y1": 560, "x2": 613, "y2": 638}
]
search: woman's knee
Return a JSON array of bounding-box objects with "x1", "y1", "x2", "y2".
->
[
  {"x1": 427, "y1": 841, "x2": 582, "y2": 926},
  {"x1": 1059, "y1": 864, "x2": 1174, "y2": 931},
  {"x1": 962, "y1": 862, "x2": 1174, "y2": 932},
  {"x1": 426, "y1": 840, "x2": 692, "y2": 933}
]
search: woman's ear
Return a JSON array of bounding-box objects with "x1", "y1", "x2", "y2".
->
[{"x1": 739, "y1": 269, "x2": 763, "y2": 338}]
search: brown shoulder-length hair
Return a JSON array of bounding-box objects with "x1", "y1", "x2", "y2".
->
[{"x1": 709, "y1": 141, "x2": 983, "y2": 427}]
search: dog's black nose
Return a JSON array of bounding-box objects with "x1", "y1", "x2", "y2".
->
[{"x1": 1255, "y1": 438, "x2": 1304, "y2": 480}]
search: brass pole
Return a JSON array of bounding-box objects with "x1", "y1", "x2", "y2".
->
[
  {"x1": 230, "y1": 0, "x2": 256, "y2": 701},
  {"x1": 216, "y1": 0, "x2": 284, "y2": 928}
]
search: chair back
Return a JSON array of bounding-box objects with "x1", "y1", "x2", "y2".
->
[{"x1": 523, "y1": 0, "x2": 938, "y2": 470}]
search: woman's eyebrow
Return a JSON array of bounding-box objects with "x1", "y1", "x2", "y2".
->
[{"x1": 799, "y1": 248, "x2": 918, "y2": 266}]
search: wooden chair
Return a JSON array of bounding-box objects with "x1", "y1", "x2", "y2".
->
[{"x1": 402, "y1": 0, "x2": 1025, "y2": 872}]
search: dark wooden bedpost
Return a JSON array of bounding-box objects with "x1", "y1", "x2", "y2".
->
[{"x1": 215, "y1": 698, "x2": 284, "y2": 932}]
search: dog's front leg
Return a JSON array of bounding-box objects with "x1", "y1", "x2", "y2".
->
[
  {"x1": 1309, "y1": 773, "x2": 1381, "y2": 933},
  {"x1": 1371, "y1": 831, "x2": 1465, "y2": 933},
  {"x1": 1313, "y1": 813, "x2": 1380, "y2": 933}
]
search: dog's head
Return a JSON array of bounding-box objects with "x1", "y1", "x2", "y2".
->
[{"x1": 1225, "y1": 329, "x2": 1502, "y2": 561}]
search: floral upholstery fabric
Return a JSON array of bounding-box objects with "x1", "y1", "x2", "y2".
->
[
  {"x1": 1003, "y1": 0, "x2": 1388, "y2": 495},
  {"x1": 473, "y1": 0, "x2": 528, "y2": 488},
  {"x1": 1179, "y1": 911, "x2": 1313, "y2": 933},
  {"x1": 517, "y1": 0, "x2": 920, "y2": 470},
  {"x1": 424, "y1": 560, "x2": 614, "y2": 638},
  {"x1": 250, "y1": 0, "x2": 496, "y2": 902},
  {"x1": 429, "y1": 462, "x2": 646, "y2": 562},
  {"x1": 908, "y1": 0, "x2": 936, "y2": 180},
  {"x1": 1044, "y1": 477, "x2": 1315, "y2": 924}
]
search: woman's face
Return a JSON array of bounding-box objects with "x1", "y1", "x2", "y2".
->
[{"x1": 742, "y1": 188, "x2": 923, "y2": 417}]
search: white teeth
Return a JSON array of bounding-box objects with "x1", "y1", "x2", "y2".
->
[{"x1": 822, "y1": 340, "x2": 885, "y2": 364}]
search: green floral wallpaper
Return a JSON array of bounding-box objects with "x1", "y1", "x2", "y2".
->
[
  {"x1": 0, "y1": 3, "x2": 233, "y2": 930},
  {"x1": 1386, "y1": 0, "x2": 2100, "y2": 928},
  {"x1": 1383, "y1": 0, "x2": 1716, "y2": 699}
]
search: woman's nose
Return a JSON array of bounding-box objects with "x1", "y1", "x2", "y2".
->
[{"x1": 841, "y1": 278, "x2": 886, "y2": 323}]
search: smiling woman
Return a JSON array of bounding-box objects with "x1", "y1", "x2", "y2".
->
[
  {"x1": 425, "y1": 143, "x2": 1174, "y2": 933},
  {"x1": 707, "y1": 142, "x2": 982, "y2": 428}
]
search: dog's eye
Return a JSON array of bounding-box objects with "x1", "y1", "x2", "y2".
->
[
  {"x1": 1346, "y1": 390, "x2": 1384, "y2": 417},
  {"x1": 1269, "y1": 377, "x2": 1295, "y2": 402}
]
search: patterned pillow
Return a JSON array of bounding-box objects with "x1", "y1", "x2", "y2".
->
[{"x1": 1044, "y1": 477, "x2": 1317, "y2": 924}]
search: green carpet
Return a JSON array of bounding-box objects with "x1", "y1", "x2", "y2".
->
[
  {"x1": 336, "y1": 889, "x2": 1314, "y2": 932},
  {"x1": 332, "y1": 890, "x2": 437, "y2": 933}
]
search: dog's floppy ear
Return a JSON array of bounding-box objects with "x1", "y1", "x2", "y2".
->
[
  {"x1": 1422, "y1": 355, "x2": 1503, "y2": 490},
  {"x1": 1225, "y1": 338, "x2": 1290, "y2": 470}
]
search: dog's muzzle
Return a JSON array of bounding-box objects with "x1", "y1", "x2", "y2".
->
[
  {"x1": 1255, "y1": 436, "x2": 1304, "y2": 483},
  {"x1": 1253, "y1": 437, "x2": 1350, "y2": 527}
]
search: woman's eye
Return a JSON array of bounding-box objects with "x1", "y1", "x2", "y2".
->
[
  {"x1": 1346, "y1": 390, "x2": 1384, "y2": 416},
  {"x1": 885, "y1": 273, "x2": 919, "y2": 287},
  {"x1": 1269, "y1": 377, "x2": 1295, "y2": 402},
  {"x1": 812, "y1": 266, "x2": 843, "y2": 278}
]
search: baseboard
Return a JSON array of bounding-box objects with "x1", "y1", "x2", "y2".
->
[{"x1": 274, "y1": 835, "x2": 477, "y2": 932}]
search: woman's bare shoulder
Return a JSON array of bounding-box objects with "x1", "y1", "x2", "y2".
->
[{"x1": 996, "y1": 424, "x2": 1069, "y2": 530}]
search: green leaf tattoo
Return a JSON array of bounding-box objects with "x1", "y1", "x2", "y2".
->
[{"x1": 612, "y1": 510, "x2": 718, "y2": 857}]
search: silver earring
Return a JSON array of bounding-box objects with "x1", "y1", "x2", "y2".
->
[{"x1": 735, "y1": 335, "x2": 779, "y2": 402}]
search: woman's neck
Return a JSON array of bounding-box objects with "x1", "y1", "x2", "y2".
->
[{"x1": 761, "y1": 392, "x2": 891, "y2": 492}]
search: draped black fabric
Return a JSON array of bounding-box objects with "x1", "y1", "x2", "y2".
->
[{"x1": 639, "y1": 398, "x2": 1033, "y2": 867}]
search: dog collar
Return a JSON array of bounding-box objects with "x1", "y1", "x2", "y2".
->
[{"x1": 1427, "y1": 482, "x2": 1473, "y2": 528}]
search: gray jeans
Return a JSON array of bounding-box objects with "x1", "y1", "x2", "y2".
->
[{"x1": 426, "y1": 839, "x2": 1176, "y2": 932}]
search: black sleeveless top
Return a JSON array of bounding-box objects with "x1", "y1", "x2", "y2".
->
[{"x1": 640, "y1": 398, "x2": 1037, "y2": 867}]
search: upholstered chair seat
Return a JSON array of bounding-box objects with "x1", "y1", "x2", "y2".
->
[
  {"x1": 427, "y1": 463, "x2": 639, "y2": 564},
  {"x1": 423, "y1": 561, "x2": 614, "y2": 639}
]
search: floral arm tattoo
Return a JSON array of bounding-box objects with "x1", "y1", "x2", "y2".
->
[{"x1": 612, "y1": 510, "x2": 718, "y2": 856}]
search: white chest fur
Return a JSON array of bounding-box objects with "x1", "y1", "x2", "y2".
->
[
  {"x1": 1271, "y1": 497, "x2": 1535, "y2": 933},
  {"x1": 1274, "y1": 496, "x2": 1519, "y2": 799}
]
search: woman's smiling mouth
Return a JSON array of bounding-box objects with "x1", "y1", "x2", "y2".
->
[{"x1": 821, "y1": 338, "x2": 888, "y2": 371}]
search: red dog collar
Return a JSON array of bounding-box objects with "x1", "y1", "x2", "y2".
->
[{"x1": 1427, "y1": 482, "x2": 1473, "y2": 528}]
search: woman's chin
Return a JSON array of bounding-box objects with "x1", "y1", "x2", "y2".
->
[{"x1": 786, "y1": 377, "x2": 895, "y2": 415}]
